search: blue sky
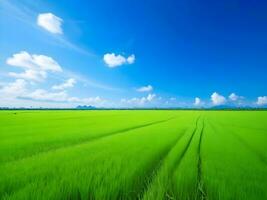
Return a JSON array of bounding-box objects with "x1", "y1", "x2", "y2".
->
[{"x1": 0, "y1": 0, "x2": 267, "y2": 108}]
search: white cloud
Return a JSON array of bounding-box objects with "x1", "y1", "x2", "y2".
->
[
  {"x1": 147, "y1": 94, "x2": 156, "y2": 101},
  {"x1": 126, "y1": 55, "x2": 135, "y2": 64},
  {"x1": 0, "y1": 79, "x2": 27, "y2": 97},
  {"x1": 52, "y1": 78, "x2": 76, "y2": 90},
  {"x1": 1, "y1": 1, "x2": 93, "y2": 56},
  {"x1": 256, "y1": 96, "x2": 267, "y2": 106},
  {"x1": 6, "y1": 51, "x2": 62, "y2": 81},
  {"x1": 24, "y1": 89, "x2": 68, "y2": 102},
  {"x1": 9, "y1": 70, "x2": 47, "y2": 82},
  {"x1": 211, "y1": 92, "x2": 226, "y2": 105},
  {"x1": 229, "y1": 93, "x2": 239, "y2": 101},
  {"x1": 136, "y1": 85, "x2": 153, "y2": 92},
  {"x1": 0, "y1": 79, "x2": 104, "y2": 107},
  {"x1": 194, "y1": 97, "x2": 202, "y2": 106},
  {"x1": 22, "y1": 89, "x2": 105, "y2": 106},
  {"x1": 103, "y1": 53, "x2": 135, "y2": 67},
  {"x1": 6, "y1": 51, "x2": 62, "y2": 72},
  {"x1": 103, "y1": 53, "x2": 125, "y2": 67},
  {"x1": 121, "y1": 93, "x2": 156, "y2": 105},
  {"x1": 37, "y1": 13, "x2": 63, "y2": 34},
  {"x1": 7, "y1": 51, "x2": 37, "y2": 69},
  {"x1": 33, "y1": 54, "x2": 62, "y2": 72}
]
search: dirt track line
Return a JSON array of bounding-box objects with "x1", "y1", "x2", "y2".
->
[
  {"x1": 171, "y1": 115, "x2": 201, "y2": 173},
  {"x1": 163, "y1": 115, "x2": 202, "y2": 200},
  {"x1": 196, "y1": 118, "x2": 207, "y2": 200},
  {"x1": 0, "y1": 117, "x2": 179, "y2": 198},
  {"x1": 139, "y1": 116, "x2": 201, "y2": 200},
  {"x1": 3, "y1": 117, "x2": 177, "y2": 165},
  {"x1": 158, "y1": 116, "x2": 203, "y2": 200},
  {"x1": 127, "y1": 128, "x2": 188, "y2": 200}
]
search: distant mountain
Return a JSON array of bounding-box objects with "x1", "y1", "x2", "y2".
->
[{"x1": 76, "y1": 105, "x2": 97, "y2": 110}]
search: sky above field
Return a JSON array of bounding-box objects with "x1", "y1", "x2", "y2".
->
[{"x1": 0, "y1": 0, "x2": 267, "y2": 108}]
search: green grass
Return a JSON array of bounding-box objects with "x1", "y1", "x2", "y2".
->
[{"x1": 0, "y1": 110, "x2": 267, "y2": 200}]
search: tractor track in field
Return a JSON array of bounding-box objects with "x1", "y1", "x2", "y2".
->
[
  {"x1": 166, "y1": 116, "x2": 202, "y2": 200},
  {"x1": 168, "y1": 116, "x2": 207, "y2": 200},
  {"x1": 196, "y1": 118, "x2": 207, "y2": 200},
  {"x1": 171, "y1": 116, "x2": 202, "y2": 173},
  {"x1": 3, "y1": 116, "x2": 177, "y2": 165},
  {"x1": 166, "y1": 115, "x2": 205, "y2": 200},
  {"x1": 124, "y1": 128, "x2": 188, "y2": 200},
  {"x1": 139, "y1": 115, "x2": 202, "y2": 200},
  {"x1": 1, "y1": 117, "x2": 180, "y2": 198}
]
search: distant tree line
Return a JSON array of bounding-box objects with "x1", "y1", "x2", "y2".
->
[{"x1": 0, "y1": 105, "x2": 267, "y2": 111}]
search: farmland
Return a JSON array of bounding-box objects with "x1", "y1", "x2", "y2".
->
[{"x1": 0, "y1": 110, "x2": 267, "y2": 200}]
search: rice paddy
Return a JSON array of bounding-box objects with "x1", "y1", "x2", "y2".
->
[{"x1": 0, "y1": 110, "x2": 266, "y2": 200}]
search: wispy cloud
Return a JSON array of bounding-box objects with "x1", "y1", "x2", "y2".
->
[
  {"x1": 136, "y1": 85, "x2": 153, "y2": 92},
  {"x1": 54, "y1": 36, "x2": 95, "y2": 57},
  {"x1": 62, "y1": 69, "x2": 123, "y2": 92},
  {"x1": 52, "y1": 78, "x2": 76, "y2": 90},
  {"x1": 20, "y1": 89, "x2": 106, "y2": 106},
  {"x1": 0, "y1": 0, "x2": 94, "y2": 57}
]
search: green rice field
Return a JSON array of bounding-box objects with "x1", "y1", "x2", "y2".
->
[{"x1": 0, "y1": 110, "x2": 267, "y2": 200}]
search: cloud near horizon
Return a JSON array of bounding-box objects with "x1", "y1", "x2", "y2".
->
[
  {"x1": 194, "y1": 97, "x2": 202, "y2": 106},
  {"x1": 211, "y1": 92, "x2": 226, "y2": 105},
  {"x1": 121, "y1": 93, "x2": 156, "y2": 106},
  {"x1": 229, "y1": 93, "x2": 241, "y2": 101},
  {"x1": 256, "y1": 96, "x2": 267, "y2": 106},
  {"x1": 22, "y1": 89, "x2": 105, "y2": 105},
  {"x1": 1, "y1": 50, "x2": 107, "y2": 107},
  {"x1": 0, "y1": 78, "x2": 105, "y2": 107}
]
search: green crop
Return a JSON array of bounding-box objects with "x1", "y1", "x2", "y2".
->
[{"x1": 0, "y1": 110, "x2": 266, "y2": 200}]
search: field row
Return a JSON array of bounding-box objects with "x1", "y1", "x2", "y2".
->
[{"x1": 0, "y1": 111, "x2": 267, "y2": 200}]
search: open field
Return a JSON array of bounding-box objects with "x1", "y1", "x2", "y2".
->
[{"x1": 0, "y1": 110, "x2": 267, "y2": 200}]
